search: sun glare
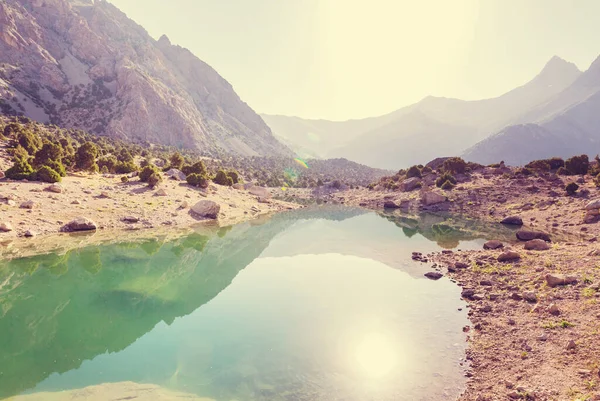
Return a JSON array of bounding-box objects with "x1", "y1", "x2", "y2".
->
[{"x1": 354, "y1": 332, "x2": 397, "y2": 379}]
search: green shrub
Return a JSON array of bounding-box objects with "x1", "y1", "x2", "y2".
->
[
  {"x1": 406, "y1": 165, "x2": 422, "y2": 178},
  {"x1": 214, "y1": 170, "x2": 233, "y2": 186},
  {"x1": 525, "y1": 160, "x2": 550, "y2": 171},
  {"x1": 115, "y1": 161, "x2": 138, "y2": 174},
  {"x1": 139, "y1": 165, "x2": 160, "y2": 183},
  {"x1": 5, "y1": 157, "x2": 34, "y2": 180},
  {"x1": 227, "y1": 170, "x2": 240, "y2": 184},
  {"x1": 186, "y1": 173, "x2": 209, "y2": 188},
  {"x1": 75, "y1": 142, "x2": 99, "y2": 172},
  {"x1": 436, "y1": 172, "x2": 457, "y2": 188},
  {"x1": 147, "y1": 172, "x2": 162, "y2": 188},
  {"x1": 17, "y1": 130, "x2": 42, "y2": 154},
  {"x1": 36, "y1": 165, "x2": 61, "y2": 183},
  {"x1": 440, "y1": 180, "x2": 455, "y2": 190},
  {"x1": 516, "y1": 167, "x2": 533, "y2": 176},
  {"x1": 121, "y1": 176, "x2": 129, "y2": 183},
  {"x1": 565, "y1": 154, "x2": 589, "y2": 175},
  {"x1": 182, "y1": 161, "x2": 207, "y2": 176},
  {"x1": 98, "y1": 155, "x2": 118, "y2": 172},
  {"x1": 100, "y1": 165, "x2": 109, "y2": 174},
  {"x1": 33, "y1": 142, "x2": 63, "y2": 167},
  {"x1": 169, "y1": 152, "x2": 184, "y2": 170},
  {"x1": 442, "y1": 157, "x2": 467, "y2": 174},
  {"x1": 421, "y1": 166, "x2": 433, "y2": 174},
  {"x1": 557, "y1": 166, "x2": 569, "y2": 176},
  {"x1": 566, "y1": 182, "x2": 579, "y2": 195},
  {"x1": 45, "y1": 159, "x2": 66, "y2": 177}
]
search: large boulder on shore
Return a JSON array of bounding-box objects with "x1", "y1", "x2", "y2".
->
[
  {"x1": 516, "y1": 230, "x2": 551, "y2": 242},
  {"x1": 248, "y1": 185, "x2": 271, "y2": 199},
  {"x1": 524, "y1": 239, "x2": 550, "y2": 251},
  {"x1": 401, "y1": 177, "x2": 421, "y2": 192},
  {"x1": 61, "y1": 217, "x2": 98, "y2": 232},
  {"x1": 500, "y1": 216, "x2": 523, "y2": 225},
  {"x1": 421, "y1": 191, "x2": 446, "y2": 206},
  {"x1": 191, "y1": 200, "x2": 220, "y2": 219}
]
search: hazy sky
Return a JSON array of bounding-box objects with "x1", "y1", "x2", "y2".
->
[{"x1": 109, "y1": 0, "x2": 600, "y2": 121}]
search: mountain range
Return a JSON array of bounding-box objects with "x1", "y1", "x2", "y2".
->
[
  {"x1": 0, "y1": 0, "x2": 290, "y2": 157},
  {"x1": 264, "y1": 55, "x2": 600, "y2": 168}
]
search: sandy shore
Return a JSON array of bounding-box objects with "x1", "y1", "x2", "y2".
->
[{"x1": 0, "y1": 173, "x2": 300, "y2": 259}]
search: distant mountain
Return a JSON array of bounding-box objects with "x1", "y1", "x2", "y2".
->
[
  {"x1": 464, "y1": 56, "x2": 600, "y2": 165},
  {"x1": 264, "y1": 56, "x2": 582, "y2": 169},
  {"x1": 0, "y1": 0, "x2": 291, "y2": 157}
]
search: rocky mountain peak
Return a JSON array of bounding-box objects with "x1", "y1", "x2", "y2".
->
[{"x1": 534, "y1": 55, "x2": 581, "y2": 85}]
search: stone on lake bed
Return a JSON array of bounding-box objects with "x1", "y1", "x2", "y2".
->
[
  {"x1": 61, "y1": 217, "x2": 98, "y2": 232},
  {"x1": 483, "y1": 240, "x2": 503, "y2": 250},
  {"x1": 424, "y1": 272, "x2": 443, "y2": 280}
]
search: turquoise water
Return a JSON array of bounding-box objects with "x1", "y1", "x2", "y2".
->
[{"x1": 0, "y1": 208, "x2": 514, "y2": 400}]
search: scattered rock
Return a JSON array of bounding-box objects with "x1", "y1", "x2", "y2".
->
[
  {"x1": 20, "y1": 200, "x2": 36, "y2": 209},
  {"x1": 24, "y1": 230, "x2": 36, "y2": 237},
  {"x1": 46, "y1": 184, "x2": 63, "y2": 193},
  {"x1": 71, "y1": 199, "x2": 82, "y2": 205},
  {"x1": 421, "y1": 191, "x2": 446, "y2": 206},
  {"x1": 258, "y1": 197, "x2": 271, "y2": 204},
  {"x1": 99, "y1": 191, "x2": 110, "y2": 198},
  {"x1": 122, "y1": 216, "x2": 140, "y2": 223},
  {"x1": 248, "y1": 186, "x2": 271, "y2": 199},
  {"x1": 401, "y1": 177, "x2": 421, "y2": 192},
  {"x1": 585, "y1": 199, "x2": 600, "y2": 210},
  {"x1": 461, "y1": 289, "x2": 476, "y2": 299},
  {"x1": 524, "y1": 239, "x2": 550, "y2": 251},
  {"x1": 497, "y1": 251, "x2": 521, "y2": 262},
  {"x1": 424, "y1": 272, "x2": 443, "y2": 280},
  {"x1": 61, "y1": 217, "x2": 98, "y2": 232},
  {"x1": 537, "y1": 332, "x2": 549, "y2": 341},
  {"x1": 501, "y1": 216, "x2": 523, "y2": 225},
  {"x1": 516, "y1": 230, "x2": 551, "y2": 242},
  {"x1": 548, "y1": 303, "x2": 560, "y2": 315},
  {"x1": 483, "y1": 240, "x2": 504, "y2": 250},
  {"x1": 522, "y1": 291, "x2": 537, "y2": 302},
  {"x1": 6, "y1": 199, "x2": 16, "y2": 206},
  {"x1": 232, "y1": 183, "x2": 243, "y2": 190},
  {"x1": 383, "y1": 200, "x2": 400, "y2": 209},
  {"x1": 546, "y1": 274, "x2": 578, "y2": 287},
  {"x1": 155, "y1": 188, "x2": 168, "y2": 196},
  {"x1": 191, "y1": 200, "x2": 220, "y2": 219},
  {"x1": 0, "y1": 222, "x2": 13, "y2": 232},
  {"x1": 179, "y1": 201, "x2": 189, "y2": 209},
  {"x1": 455, "y1": 261, "x2": 470, "y2": 269},
  {"x1": 566, "y1": 339, "x2": 577, "y2": 350},
  {"x1": 165, "y1": 169, "x2": 186, "y2": 181}
]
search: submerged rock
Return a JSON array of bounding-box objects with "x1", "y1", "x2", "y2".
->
[{"x1": 424, "y1": 272, "x2": 443, "y2": 280}]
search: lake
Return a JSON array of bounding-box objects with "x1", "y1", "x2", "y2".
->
[{"x1": 0, "y1": 207, "x2": 516, "y2": 401}]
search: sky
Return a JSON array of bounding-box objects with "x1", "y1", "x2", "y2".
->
[{"x1": 109, "y1": 0, "x2": 600, "y2": 121}]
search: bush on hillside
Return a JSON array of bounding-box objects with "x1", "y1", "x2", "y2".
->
[
  {"x1": 440, "y1": 180, "x2": 455, "y2": 190},
  {"x1": 421, "y1": 166, "x2": 433, "y2": 174},
  {"x1": 442, "y1": 157, "x2": 467, "y2": 174},
  {"x1": 36, "y1": 165, "x2": 61, "y2": 183},
  {"x1": 565, "y1": 154, "x2": 589, "y2": 175},
  {"x1": 75, "y1": 142, "x2": 99, "y2": 172},
  {"x1": 547, "y1": 157, "x2": 565, "y2": 170},
  {"x1": 227, "y1": 170, "x2": 240, "y2": 184},
  {"x1": 557, "y1": 166, "x2": 569, "y2": 176},
  {"x1": 5, "y1": 157, "x2": 34, "y2": 180},
  {"x1": 186, "y1": 173, "x2": 209, "y2": 188},
  {"x1": 406, "y1": 165, "x2": 422, "y2": 179},
  {"x1": 115, "y1": 161, "x2": 138, "y2": 174},
  {"x1": 525, "y1": 159, "x2": 551, "y2": 171},
  {"x1": 139, "y1": 164, "x2": 161, "y2": 183},
  {"x1": 565, "y1": 182, "x2": 579, "y2": 195},
  {"x1": 214, "y1": 170, "x2": 233, "y2": 186},
  {"x1": 169, "y1": 152, "x2": 185, "y2": 170},
  {"x1": 17, "y1": 130, "x2": 42, "y2": 154},
  {"x1": 182, "y1": 161, "x2": 207, "y2": 176},
  {"x1": 436, "y1": 172, "x2": 457, "y2": 188}
]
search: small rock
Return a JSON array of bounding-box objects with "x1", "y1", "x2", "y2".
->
[
  {"x1": 501, "y1": 216, "x2": 523, "y2": 225},
  {"x1": 498, "y1": 251, "x2": 521, "y2": 262},
  {"x1": 546, "y1": 274, "x2": 577, "y2": 288},
  {"x1": 71, "y1": 199, "x2": 82, "y2": 205},
  {"x1": 566, "y1": 339, "x2": 576, "y2": 350},
  {"x1": 24, "y1": 229, "x2": 36, "y2": 237},
  {"x1": 548, "y1": 303, "x2": 560, "y2": 315},
  {"x1": 20, "y1": 200, "x2": 36, "y2": 209},
  {"x1": 510, "y1": 292, "x2": 523, "y2": 301},
  {"x1": 383, "y1": 200, "x2": 400, "y2": 209},
  {"x1": 578, "y1": 369, "x2": 592, "y2": 376},
  {"x1": 481, "y1": 304, "x2": 492, "y2": 312},
  {"x1": 61, "y1": 217, "x2": 98, "y2": 232},
  {"x1": 455, "y1": 261, "x2": 469, "y2": 269},
  {"x1": 6, "y1": 199, "x2": 16, "y2": 206},
  {"x1": 585, "y1": 200, "x2": 600, "y2": 210},
  {"x1": 524, "y1": 239, "x2": 550, "y2": 251},
  {"x1": 46, "y1": 184, "x2": 63, "y2": 193},
  {"x1": 191, "y1": 200, "x2": 221, "y2": 219},
  {"x1": 155, "y1": 188, "x2": 168, "y2": 196},
  {"x1": 483, "y1": 240, "x2": 504, "y2": 250},
  {"x1": 461, "y1": 289, "x2": 475, "y2": 299},
  {"x1": 424, "y1": 272, "x2": 443, "y2": 280},
  {"x1": 0, "y1": 222, "x2": 13, "y2": 232},
  {"x1": 99, "y1": 191, "x2": 110, "y2": 198},
  {"x1": 179, "y1": 201, "x2": 189, "y2": 209},
  {"x1": 522, "y1": 291, "x2": 537, "y2": 302},
  {"x1": 122, "y1": 216, "x2": 140, "y2": 223},
  {"x1": 537, "y1": 332, "x2": 548, "y2": 341}
]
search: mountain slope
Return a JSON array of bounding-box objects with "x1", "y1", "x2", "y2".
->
[
  {"x1": 0, "y1": 0, "x2": 290, "y2": 157},
  {"x1": 264, "y1": 56, "x2": 581, "y2": 168},
  {"x1": 464, "y1": 56, "x2": 600, "y2": 165}
]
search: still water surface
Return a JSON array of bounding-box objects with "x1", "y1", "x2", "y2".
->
[{"x1": 0, "y1": 207, "x2": 515, "y2": 400}]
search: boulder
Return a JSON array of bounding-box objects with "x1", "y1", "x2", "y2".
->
[
  {"x1": 500, "y1": 216, "x2": 523, "y2": 225},
  {"x1": 165, "y1": 169, "x2": 186, "y2": 181},
  {"x1": 0, "y1": 171, "x2": 4, "y2": 179},
  {"x1": 421, "y1": 191, "x2": 446, "y2": 206},
  {"x1": 425, "y1": 157, "x2": 450, "y2": 170},
  {"x1": 122, "y1": 216, "x2": 140, "y2": 223},
  {"x1": 585, "y1": 199, "x2": 600, "y2": 210},
  {"x1": 383, "y1": 200, "x2": 400, "y2": 209},
  {"x1": 61, "y1": 217, "x2": 98, "y2": 232},
  {"x1": 6, "y1": 199, "x2": 15, "y2": 206},
  {"x1": 46, "y1": 184, "x2": 63, "y2": 193},
  {"x1": 546, "y1": 274, "x2": 577, "y2": 287},
  {"x1": 191, "y1": 200, "x2": 220, "y2": 219},
  {"x1": 248, "y1": 185, "x2": 271, "y2": 199},
  {"x1": 424, "y1": 272, "x2": 443, "y2": 280},
  {"x1": 524, "y1": 239, "x2": 550, "y2": 251},
  {"x1": 523, "y1": 291, "x2": 537, "y2": 303},
  {"x1": 401, "y1": 177, "x2": 421, "y2": 192},
  {"x1": 99, "y1": 191, "x2": 110, "y2": 198},
  {"x1": 483, "y1": 240, "x2": 504, "y2": 250},
  {"x1": 24, "y1": 230, "x2": 36, "y2": 238},
  {"x1": 232, "y1": 183, "x2": 243, "y2": 190},
  {"x1": 497, "y1": 251, "x2": 521, "y2": 262},
  {"x1": 0, "y1": 222, "x2": 13, "y2": 232},
  {"x1": 155, "y1": 188, "x2": 168, "y2": 196},
  {"x1": 20, "y1": 200, "x2": 36, "y2": 209},
  {"x1": 516, "y1": 230, "x2": 551, "y2": 242}
]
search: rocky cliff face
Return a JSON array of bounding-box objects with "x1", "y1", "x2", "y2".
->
[{"x1": 0, "y1": 0, "x2": 290, "y2": 157}]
